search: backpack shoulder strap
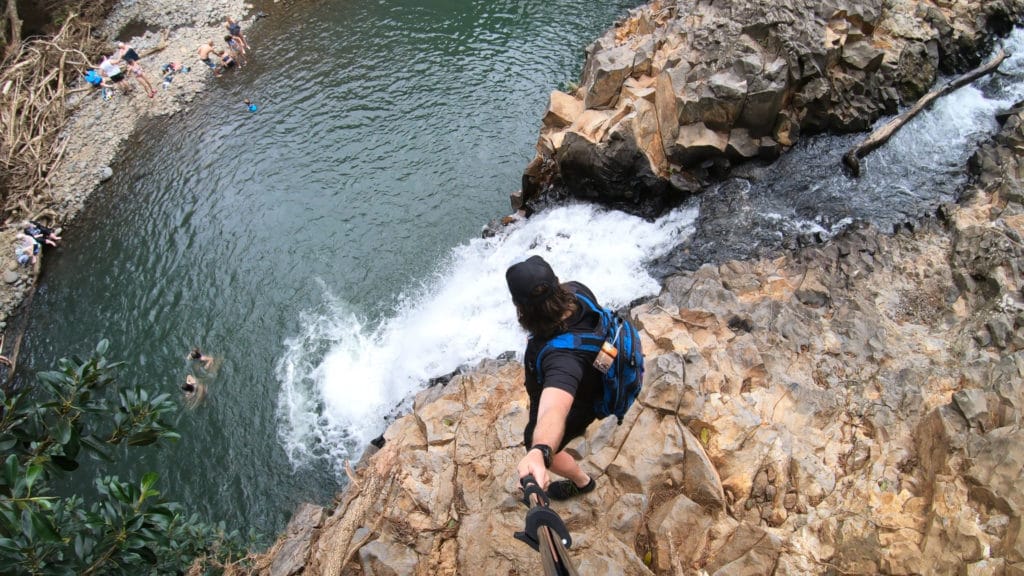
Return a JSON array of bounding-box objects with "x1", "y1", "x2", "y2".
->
[{"x1": 534, "y1": 332, "x2": 604, "y2": 384}]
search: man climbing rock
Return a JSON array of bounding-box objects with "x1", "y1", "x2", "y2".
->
[{"x1": 506, "y1": 255, "x2": 600, "y2": 500}]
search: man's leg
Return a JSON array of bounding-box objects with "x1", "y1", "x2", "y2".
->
[
  {"x1": 549, "y1": 450, "x2": 590, "y2": 487},
  {"x1": 547, "y1": 451, "x2": 596, "y2": 500}
]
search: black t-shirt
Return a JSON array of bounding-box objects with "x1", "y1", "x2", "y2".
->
[{"x1": 522, "y1": 281, "x2": 603, "y2": 447}]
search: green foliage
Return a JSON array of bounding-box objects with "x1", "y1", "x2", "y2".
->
[{"x1": 0, "y1": 340, "x2": 250, "y2": 575}]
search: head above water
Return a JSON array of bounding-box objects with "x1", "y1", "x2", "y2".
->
[{"x1": 190, "y1": 347, "x2": 202, "y2": 359}]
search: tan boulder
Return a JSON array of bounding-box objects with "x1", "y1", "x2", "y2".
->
[
  {"x1": 673, "y1": 122, "x2": 729, "y2": 167},
  {"x1": 542, "y1": 90, "x2": 584, "y2": 129},
  {"x1": 646, "y1": 493, "x2": 714, "y2": 571},
  {"x1": 569, "y1": 109, "x2": 615, "y2": 143},
  {"x1": 582, "y1": 43, "x2": 640, "y2": 110}
]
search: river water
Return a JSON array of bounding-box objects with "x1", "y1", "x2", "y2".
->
[{"x1": 17, "y1": 3, "x2": 1024, "y2": 537}]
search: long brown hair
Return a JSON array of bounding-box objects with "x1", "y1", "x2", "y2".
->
[{"x1": 516, "y1": 283, "x2": 578, "y2": 340}]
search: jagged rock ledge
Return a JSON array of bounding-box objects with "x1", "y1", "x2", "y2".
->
[
  {"x1": 515, "y1": 0, "x2": 1023, "y2": 219},
  {"x1": 251, "y1": 59, "x2": 1024, "y2": 576}
]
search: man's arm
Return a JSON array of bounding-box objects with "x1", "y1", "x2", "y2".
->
[{"x1": 517, "y1": 386, "x2": 574, "y2": 488}]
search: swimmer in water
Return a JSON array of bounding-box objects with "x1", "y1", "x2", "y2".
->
[
  {"x1": 188, "y1": 347, "x2": 214, "y2": 370},
  {"x1": 243, "y1": 98, "x2": 258, "y2": 112},
  {"x1": 181, "y1": 374, "x2": 207, "y2": 407}
]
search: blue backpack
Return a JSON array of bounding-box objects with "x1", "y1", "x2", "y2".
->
[{"x1": 535, "y1": 293, "x2": 644, "y2": 424}]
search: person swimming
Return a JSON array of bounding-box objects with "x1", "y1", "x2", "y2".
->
[
  {"x1": 181, "y1": 373, "x2": 208, "y2": 408},
  {"x1": 188, "y1": 347, "x2": 214, "y2": 370},
  {"x1": 243, "y1": 98, "x2": 258, "y2": 112}
]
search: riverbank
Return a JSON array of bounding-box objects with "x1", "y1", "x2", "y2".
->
[{"x1": 0, "y1": 0, "x2": 253, "y2": 332}]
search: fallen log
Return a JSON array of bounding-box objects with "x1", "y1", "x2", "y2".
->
[{"x1": 843, "y1": 48, "x2": 1007, "y2": 177}]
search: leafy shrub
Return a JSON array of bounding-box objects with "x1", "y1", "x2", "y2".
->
[{"x1": 0, "y1": 340, "x2": 249, "y2": 575}]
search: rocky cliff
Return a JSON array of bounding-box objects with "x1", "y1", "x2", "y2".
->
[
  {"x1": 248, "y1": 1, "x2": 1024, "y2": 574},
  {"x1": 249, "y1": 106, "x2": 1024, "y2": 574},
  {"x1": 518, "y1": 0, "x2": 1023, "y2": 218}
]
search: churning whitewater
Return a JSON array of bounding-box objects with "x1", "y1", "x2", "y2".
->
[{"x1": 274, "y1": 203, "x2": 698, "y2": 472}]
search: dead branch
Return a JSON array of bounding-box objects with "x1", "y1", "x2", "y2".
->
[
  {"x1": 3, "y1": 0, "x2": 22, "y2": 60},
  {"x1": 0, "y1": 12, "x2": 103, "y2": 220},
  {"x1": 843, "y1": 48, "x2": 1007, "y2": 177}
]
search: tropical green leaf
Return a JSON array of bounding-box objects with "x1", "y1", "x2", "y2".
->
[
  {"x1": 4, "y1": 455, "x2": 17, "y2": 488},
  {"x1": 131, "y1": 545, "x2": 158, "y2": 564},
  {"x1": 140, "y1": 472, "x2": 158, "y2": 494},
  {"x1": 79, "y1": 436, "x2": 112, "y2": 461},
  {"x1": 21, "y1": 509, "x2": 33, "y2": 541},
  {"x1": 127, "y1": 431, "x2": 159, "y2": 447},
  {"x1": 0, "y1": 537, "x2": 20, "y2": 553},
  {"x1": 110, "y1": 481, "x2": 130, "y2": 504},
  {"x1": 54, "y1": 418, "x2": 73, "y2": 445},
  {"x1": 24, "y1": 465, "x2": 43, "y2": 492},
  {"x1": 28, "y1": 509, "x2": 61, "y2": 542}
]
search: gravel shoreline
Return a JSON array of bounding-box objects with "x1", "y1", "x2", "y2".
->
[{"x1": 0, "y1": 0, "x2": 254, "y2": 333}]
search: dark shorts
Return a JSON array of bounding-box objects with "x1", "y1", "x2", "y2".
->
[
  {"x1": 123, "y1": 48, "x2": 140, "y2": 63},
  {"x1": 109, "y1": 72, "x2": 125, "y2": 83}
]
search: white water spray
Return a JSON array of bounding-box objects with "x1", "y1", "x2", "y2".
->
[{"x1": 274, "y1": 203, "x2": 697, "y2": 471}]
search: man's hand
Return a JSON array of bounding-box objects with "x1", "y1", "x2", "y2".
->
[{"x1": 517, "y1": 448, "x2": 549, "y2": 489}]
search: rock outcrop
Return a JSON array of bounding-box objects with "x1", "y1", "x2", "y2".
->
[
  {"x1": 519, "y1": 0, "x2": 1024, "y2": 217},
  {"x1": 249, "y1": 90, "x2": 1024, "y2": 576}
]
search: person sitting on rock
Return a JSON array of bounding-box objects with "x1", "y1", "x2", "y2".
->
[
  {"x1": 97, "y1": 54, "x2": 130, "y2": 94},
  {"x1": 14, "y1": 232, "x2": 38, "y2": 266},
  {"x1": 24, "y1": 220, "x2": 61, "y2": 247},
  {"x1": 218, "y1": 49, "x2": 237, "y2": 72}
]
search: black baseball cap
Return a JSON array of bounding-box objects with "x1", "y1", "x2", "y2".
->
[{"x1": 506, "y1": 255, "x2": 558, "y2": 306}]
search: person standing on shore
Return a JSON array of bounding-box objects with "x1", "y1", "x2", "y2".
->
[
  {"x1": 127, "y1": 60, "x2": 156, "y2": 98},
  {"x1": 225, "y1": 17, "x2": 249, "y2": 52},
  {"x1": 197, "y1": 40, "x2": 221, "y2": 75},
  {"x1": 114, "y1": 41, "x2": 141, "y2": 66},
  {"x1": 225, "y1": 35, "x2": 247, "y2": 67},
  {"x1": 506, "y1": 255, "x2": 600, "y2": 500}
]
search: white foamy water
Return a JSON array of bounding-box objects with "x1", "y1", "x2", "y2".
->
[{"x1": 274, "y1": 203, "x2": 697, "y2": 471}]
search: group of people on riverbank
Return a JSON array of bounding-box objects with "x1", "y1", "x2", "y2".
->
[
  {"x1": 84, "y1": 16, "x2": 250, "y2": 100},
  {"x1": 86, "y1": 41, "x2": 157, "y2": 99},
  {"x1": 197, "y1": 17, "x2": 250, "y2": 77},
  {"x1": 14, "y1": 220, "x2": 61, "y2": 267}
]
